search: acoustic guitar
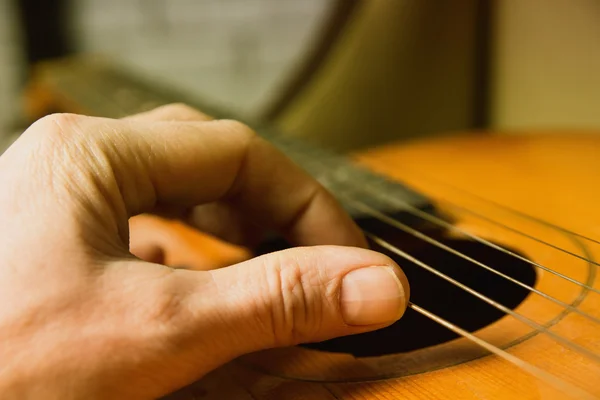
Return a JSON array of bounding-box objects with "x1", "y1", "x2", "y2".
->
[{"x1": 23, "y1": 58, "x2": 600, "y2": 399}]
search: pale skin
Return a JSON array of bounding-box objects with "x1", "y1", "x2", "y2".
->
[{"x1": 0, "y1": 104, "x2": 408, "y2": 399}]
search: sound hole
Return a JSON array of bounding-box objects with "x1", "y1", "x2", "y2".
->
[{"x1": 300, "y1": 223, "x2": 536, "y2": 357}]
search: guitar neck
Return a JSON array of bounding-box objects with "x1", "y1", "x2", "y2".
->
[{"x1": 29, "y1": 58, "x2": 435, "y2": 220}]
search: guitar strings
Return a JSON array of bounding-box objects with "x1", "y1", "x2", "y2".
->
[
  {"x1": 409, "y1": 302, "x2": 596, "y2": 400},
  {"x1": 395, "y1": 169, "x2": 600, "y2": 247},
  {"x1": 343, "y1": 182, "x2": 600, "y2": 295},
  {"x1": 303, "y1": 159, "x2": 600, "y2": 388},
  {"x1": 345, "y1": 198, "x2": 600, "y2": 325},
  {"x1": 440, "y1": 200, "x2": 600, "y2": 268},
  {"x1": 299, "y1": 151, "x2": 600, "y2": 396},
  {"x1": 325, "y1": 175, "x2": 600, "y2": 393},
  {"x1": 365, "y1": 232, "x2": 600, "y2": 364}
]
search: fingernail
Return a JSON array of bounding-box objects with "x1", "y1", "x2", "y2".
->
[{"x1": 340, "y1": 266, "x2": 407, "y2": 325}]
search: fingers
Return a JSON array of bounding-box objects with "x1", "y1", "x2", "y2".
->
[
  {"x1": 126, "y1": 104, "x2": 263, "y2": 270},
  {"x1": 126, "y1": 104, "x2": 258, "y2": 268},
  {"x1": 127, "y1": 246, "x2": 409, "y2": 371},
  {"x1": 16, "y1": 107, "x2": 365, "y2": 250},
  {"x1": 118, "y1": 109, "x2": 365, "y2": 247},
  {"x1": 184, "y1": 202, "x2": 262, "y2": 246},
  {"x1": 129, "y1": 214, "x2": 251, "y2": 270},
  {"x1": 128, "y1": 104, "x2": 264, "y2": 246}
]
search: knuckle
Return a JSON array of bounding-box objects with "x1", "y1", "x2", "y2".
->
[
  {"x1": 217, "y1": 119, "x2": 257, "y2": 142},
  {"x1": 22, "y1": 113, "x2": 90, "y2": 159},
  {"x1": 159, "y1": 102, "x2": 195, "y2": 114},
  {"x1": 155, "y1": 103, "x2": 209, "y2": 120},
  {"x1": 30, "y1": 113, "x2": 84, "y2": 140},
  {"x1": 40, "y1": 112, "x2": 84, "y2": 126}
]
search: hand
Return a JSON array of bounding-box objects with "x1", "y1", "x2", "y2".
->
[{"x1": 0, "y1": 104, "x2": 409, "y2": 399}]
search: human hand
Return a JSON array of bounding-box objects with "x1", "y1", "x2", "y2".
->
[{"x1": 0, "y1": 104, "x2": 408, "y2": 399}]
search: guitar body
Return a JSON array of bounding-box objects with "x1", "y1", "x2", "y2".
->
[{"x1": 156, "y1": 133, "x2": 600, "y2": 400}]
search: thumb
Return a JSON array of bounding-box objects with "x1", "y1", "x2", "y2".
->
[{"x1": 194, "y1": 245, "x2": 409, "y2": 357}]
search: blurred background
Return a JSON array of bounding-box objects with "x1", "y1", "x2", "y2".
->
[{"x1": 1, "y1": 0, "x2": 599, "y2": 152}]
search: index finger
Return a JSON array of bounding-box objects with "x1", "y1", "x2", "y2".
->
[{"x1": 73, "y1": 114, "x2": 366, "y2": 248}]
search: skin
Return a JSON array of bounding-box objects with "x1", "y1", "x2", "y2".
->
[{"x1": 0, "y1": 104, "x2": 407, "y2": 399}]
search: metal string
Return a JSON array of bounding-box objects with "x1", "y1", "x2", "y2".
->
[
  {"x1": 441, "y1": 200, "x2": 600, "y2": 267},
  {"x1": 409, "y1": 303, "x2": 596, "y2": 400},
  {"x1": 367, "y1": 232, "x2": 600, "y2": 364},
  {"x1": 344, "y1": 183, "x2": 600, "y2": 295},
  {"x1": 395, "y1": 170, "x2": 600, "y2": 247},
  {"x1": 345, "y1": 198, "x2": 600, "y2": 325}
]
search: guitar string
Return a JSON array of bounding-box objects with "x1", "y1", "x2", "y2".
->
[
  {"x1": 409, "y1": 302, "x2": 596, "y2": 400},
  {"x1": 365, "y1": 232, "x2": 600, "y2": 364},
  {"x1": 344, "y1": 198, "x2": 600, "y2": 325},
  {"x1": 394, "y1": 169, "x2": 600, "y2": 247},
  {"x1": 340, "y1": 180, "x2": 600, "y2": 295},
  {"x1": 286, "y1": 138, "x2": 600, "y2": 292},
  {"x1": 343, "y1": 175, "x2": 600, "y2": 395},
  {"x1": 440, "y1": 200, "x2": 600, "y2": 267}
]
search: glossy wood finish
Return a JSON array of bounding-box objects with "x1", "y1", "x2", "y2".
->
[{"x1": 158, "y1": 132, "x2": 600, "y2": 399}]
